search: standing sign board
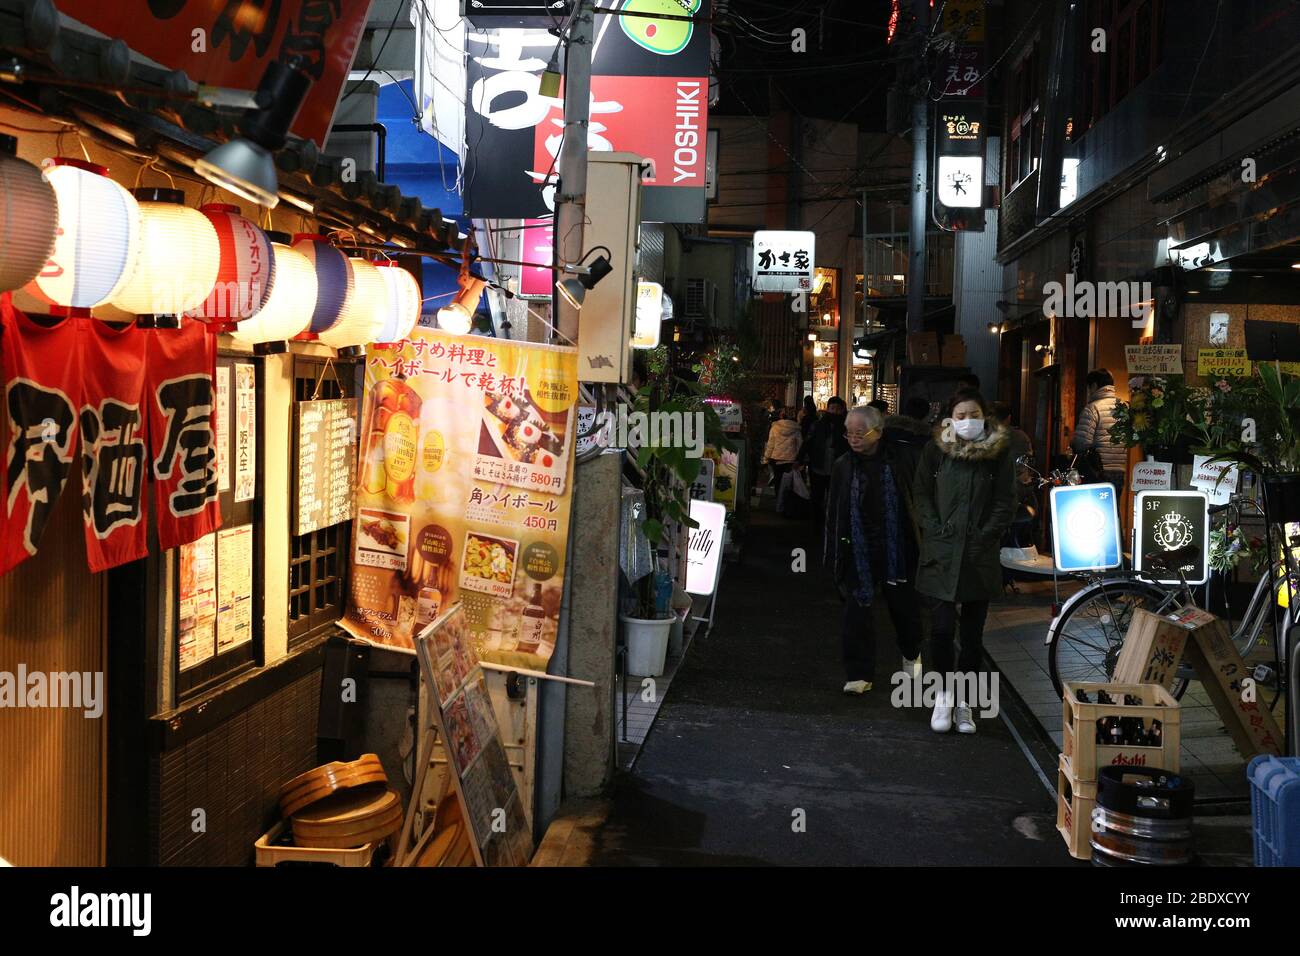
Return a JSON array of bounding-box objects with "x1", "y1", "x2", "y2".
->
[
  {"x1": 685, "y1": 500, "x2": 726, "y2": 596},
  {"x1": 752, "y1": 231, "x2": 815, "y2": 292},
  {"x1": 461, "y1": 0, "x2": 712, "y2": 222},
  {"x1": 407, "y1": 603, "x2": 534, "y2": 866},
  {"x1": 1135, "y1": 491, "x2": 1210, "y2": 585},
  {"x1": 1050, "y1": 484, "x2": 1122, "y2": 572}
]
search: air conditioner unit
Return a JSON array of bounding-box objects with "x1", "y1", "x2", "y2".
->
[{"x1": 684, "y1": 279, "x2": 716, "y2": 320}]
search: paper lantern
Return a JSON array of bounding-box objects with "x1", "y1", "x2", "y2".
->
[
  {"x1": 110, "y1": 188, "x2": 220, "y2": 318},
  {"x1": 230, "y1": 234, "x2": 316, "y2": 345},
  {"x1": 292, "y1": 233, "x2": 353, "y2": 338},
  {"x1": 318, "y1": 258, "x2": 388, "y2": 349},
  {"x1": 186, "y1": 203, "x2": 275, "y2": 330},
  {"x1": 30, "y1": 158, "x2": 140, "y2": 309},
  {"x1": 0, "y1": 138, "x2": 58, "y2": 292},
  {"x1": 373, "y1": 261, "x2": 421, "y2": 344}
]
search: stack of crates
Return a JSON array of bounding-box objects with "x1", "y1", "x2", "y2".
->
[
  {"x1": 1248, "y1": 755, "x2": 1300, "y2": 866},
  {"x1": 1058, "y1": 681, "x2": 1181, "y2": 860}
]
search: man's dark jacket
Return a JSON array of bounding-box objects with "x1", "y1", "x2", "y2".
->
[{"x1": 798, "y1": 412, "x2": 849, "y2": 473}]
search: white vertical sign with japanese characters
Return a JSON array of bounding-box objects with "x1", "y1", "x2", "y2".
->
[{"x1": 234, "y1": 363, "x2": 255, "y2": 502}]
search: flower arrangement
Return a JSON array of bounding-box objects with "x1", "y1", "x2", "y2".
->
[
  {"x1": 1108, "y1": 375, "x2": 1204, "y2": 451},
  {"x1": 1208, "y1": 523, "x2": 1263, "y2": 574}
]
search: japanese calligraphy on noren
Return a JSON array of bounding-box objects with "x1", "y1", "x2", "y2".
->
[
  {"x1": 5, "y1": 379, "x2": 77, "y2": 561},
  {"x1": 153, "y1": 374, "x2": 219, "y2": 518}
]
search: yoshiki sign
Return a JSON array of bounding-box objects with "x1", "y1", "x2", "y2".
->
[{"x1": 463, "y1": 0, "x2": 711, "y2": 222}]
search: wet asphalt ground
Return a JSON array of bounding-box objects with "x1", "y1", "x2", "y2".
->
[{"x1": 593, "y1": 504, "x2": 1075, "y2": 866}]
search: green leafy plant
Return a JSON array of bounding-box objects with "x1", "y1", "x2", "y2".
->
[
  {"x1": 1201, "y1": 364, "x2": 1300, "y2": 478},
  {"x1": 1109, "y1": 375, "x2": 1204, "y2": 451},
  {"x1": 630, "y1": 354, "x2": 731, "y2": 618}
]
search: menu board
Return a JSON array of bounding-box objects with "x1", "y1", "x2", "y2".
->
[{"x1": 295, "y1": 399, "x2": 358, "y2": 535}]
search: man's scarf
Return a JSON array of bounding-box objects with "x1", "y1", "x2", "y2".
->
[{"x1": 849, "y1": 455, "x2": 904, "y2": 604}]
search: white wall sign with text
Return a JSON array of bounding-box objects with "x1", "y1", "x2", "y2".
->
[
  {"x1": 1131, "y1": 459, "x2": 1173, "y2": 493},
  {"x1": 1125, "y1": 344, "x2": 1183, "y2": 375},
  {"x1": 1191, "y1": 454, "x2": 1239, "y2": 506},
  {"x1": 752, "y1": 231, "x2": 815, "y2": 292},
  {"x1": 686, "y1": 500, "x2": 726, "y2": 596}
]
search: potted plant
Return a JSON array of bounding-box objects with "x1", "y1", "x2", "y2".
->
[
  {"x1": 1201, "y1": 364, "x2": 1300, "y2": 523},
  {"x1": 1109, "y1": 374, "x2": 1202, "y2": 464},
  {"x1": 621, "y1": 348, "x2": 729, "y2": 676}
]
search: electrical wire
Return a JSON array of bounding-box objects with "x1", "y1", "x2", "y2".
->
[{"x1": 343, "y1": 0, "x2": 408, "y2": 102}]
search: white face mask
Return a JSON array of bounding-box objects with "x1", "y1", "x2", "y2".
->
[{"x1": 953, "y1": 418, "x2": 985, "y2": 441}]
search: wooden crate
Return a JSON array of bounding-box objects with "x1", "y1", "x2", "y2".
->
[
  {"x1": 1063, "y1": 681, "x2": 1180, "y2": 781},
  {"x1": 1112, "y1": 608, "x2": 1197, "y2": 690},
  {"x1": 1183, "y1": 622, "x2": 1284, "y2": 758},
  {"x1": 254, "y1": 820, "x2": 385, "y2": 868},
  {"x1": 1057, "y1": 753, "x2": 1097, "y2": 861}
]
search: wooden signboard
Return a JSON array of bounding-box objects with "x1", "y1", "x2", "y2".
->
[
  {"x1": 399, "y1": 603, "x2": 535, "y2": 867},
  {"x1": 1113, "y1": 607, "x2": 1283, "y2": 759},
  {"x1": 294, "y1": 399, "x2": 358, "y2": 535}
]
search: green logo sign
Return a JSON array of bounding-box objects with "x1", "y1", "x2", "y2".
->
[{"x1": 620, "y1": 0, "x2": 701, "y2": 55}]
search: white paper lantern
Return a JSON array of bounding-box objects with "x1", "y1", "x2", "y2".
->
[
  {"x1": 318, "y1": 258, "x2": 388, "y2": 349},
  {"x1": 186, "y1": 203, "x2": 274, "y2": 330},
  {"x1": 292, "y1": 233, "x2": 353, "y2": 338},
  {"x1": 29, "y1": 158, "x2": 140, "y2": 309},
  {"x1": 229, "y1": 237, "x2": 316, "y2": 345},
  {"x1": 110, "y1": 188, "x2": 220, "y2": 317},
  {"x1": 0, "y1": 140, "x2": 58, "y2": 292},
  {"x1": 373, "y1": 261, "x2": 421, "y2": 344}
]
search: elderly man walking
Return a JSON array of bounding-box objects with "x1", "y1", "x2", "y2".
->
[{"x1": 824, "y1": 405, "x2": 924, "y2": 694}]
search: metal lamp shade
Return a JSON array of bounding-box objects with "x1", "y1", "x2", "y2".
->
[
  {"x1": 230, "y1": 241, "x2": 316, "y2": 345},
  {"x1": 29, "y1": 159, "x2": 140, "y2": 309},
  {"x1": 373, "y1": 261, "x2": 421, "y2": 344},
  {"x1": 111, "y1": 192, "x2": 220, "y2": 317},
  {"x1": 186, "y1": 203, "x2": 275, "y2": 329},
  {"x1": 0, "y1": 152, "x2": 58, "y2": 292},
  {"x1": 318, "y1": 258, "x2": 388, "y2": 349},
  {"x1": 194, "y1": 138, "x2": 279, "y2": 209},
  {"x1": 292, "y1": 234, "x2": 353, "y2": 337}
]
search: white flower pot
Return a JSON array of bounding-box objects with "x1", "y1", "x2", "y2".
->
[{"x1": 622, "y1": 614, "x2": 673, "y2": 677}]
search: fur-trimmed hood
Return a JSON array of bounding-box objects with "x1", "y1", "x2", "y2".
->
[
  {"x1": 931, "y1": 419, "x2": 1011, "y2": 461},
  {"x1": 883, "y1": 413, "x2": 932, "y2": 438}
]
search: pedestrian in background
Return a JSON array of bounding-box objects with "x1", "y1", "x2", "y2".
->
[
  {"x1": 798, "y1": 396, "x2": 849, "y2": 526},
  {"x1": 825, "y1": 405, "x2": 923, "y2": 694},
  {"x1": 799, "y1": 395, "x2": 818, "y2": 441},
  {"x1": 912, "y1": 389, "x2": 1016, "y2": 735},
  {"x1": 763, "y1": 407, "x2": 802, "y2": 512},
  {"x1": 1070, "y1": 368, "x2": 1127, "y2": 496}
]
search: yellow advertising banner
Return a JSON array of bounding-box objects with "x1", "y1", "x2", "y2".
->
[
  {"x1": 342, "y1": 329, "x2": 578, "y2": 670},
  {"x1": 1197, "y1": 347, "x2": 1250, "y2": 378}
]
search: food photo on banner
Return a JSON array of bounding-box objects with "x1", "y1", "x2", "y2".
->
[{"x1": 342, "y1": 328, "x2": 577, "y2": 671}]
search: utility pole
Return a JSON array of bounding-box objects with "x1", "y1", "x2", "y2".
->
[
  {"x1": 906, "y1": 0, "x2": 930, "y2": 334},
  {"x1": 554, "y1": 0, "x2": 596, "y2": 345}
]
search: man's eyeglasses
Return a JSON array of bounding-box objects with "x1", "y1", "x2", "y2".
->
[{"x1": 846, "y1": 427, "x2": 881, "y2": 439}]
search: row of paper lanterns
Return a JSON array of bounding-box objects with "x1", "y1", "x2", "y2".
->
[{"x1": 0, "y1": 148, "x2": 421, "y2": 348}]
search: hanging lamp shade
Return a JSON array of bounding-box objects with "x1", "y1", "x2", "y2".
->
[
  {"x1": 291, "y1": 233, "x2": 352, "y2": 339},
  {"x1": 318, "y1": 257, "x2": 388, "y2": 349},
  {"x1": 229, "y1": 232, "x2": 316, "y2": 346},
  {"x1": 110, "y1": 188, "x2": 220, "y2": 318},
  {"x1": 28, "y1": 158, "x2": 140, "y2": 309},
  {"x1": 186, "y1": 203, "x2": 275, "y2": 331},
  {"x1": 373, "y1": 260, "x2": 421, "y2": 344},
  {"x1": 0, "y1": 136, "x2": 59, "y2": 293}
]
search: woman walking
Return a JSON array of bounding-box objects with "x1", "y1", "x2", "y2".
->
[
  {"x1": 762, "y1": 407, "x2": 802, "y2": 511},
  {"x1": 912, "y1": 389, "x2": 1016, "y2": 735}
]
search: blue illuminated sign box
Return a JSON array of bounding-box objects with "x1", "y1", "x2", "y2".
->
[{"x1": 1050, "y1": 483, "x2": 1123, "y2": 572}]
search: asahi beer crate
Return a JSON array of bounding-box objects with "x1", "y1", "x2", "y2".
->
[
  {"x1": 1062, "y1": 681, "x2": 1180, "y2": 781},
  {"x1": 1057, "y1": 753, "x2": 1096, "y2": 860}
]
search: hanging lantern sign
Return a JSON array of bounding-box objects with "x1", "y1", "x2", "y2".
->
[
  {"x1": 229, "y1": 232, "x2": 316, "y2": 347},
  {"x1": 186, "y1": 203, "x2": 275, "y2": 331},
  {"x1": 0, "y1": 136, "x2": 58, "y2": 293},
  {"x1": 111, "y1": 188, "x2": 220, "y2": 320},
  {"x1": 373, "y1": 260, "x2": 421, "y2": 345},
  {"x1": 28, "y1": 158, "x2": 141, "y2": 310},
  {"x1": 292, "y1": 234, "x2": 353, "y2": 339},
  {"x1": 318, "y1": 257, "x2": 388, "y2": 350}
]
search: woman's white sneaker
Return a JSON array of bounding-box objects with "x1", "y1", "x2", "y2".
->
[
  {"x1": 930, "y1": 692, "x2": 954, "y2": 732},
  {"x1": 955, "y1": 703, "x2": 976, "y2": 734}
]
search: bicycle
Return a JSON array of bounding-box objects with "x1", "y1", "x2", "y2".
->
[{"x1": 1044, "y1": 490, "x2": 1295, "y2": 700}]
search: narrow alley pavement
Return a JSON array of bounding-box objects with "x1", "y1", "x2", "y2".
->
[{"x1": 548, "y1": 504, "x2": 1075, "y2": 866}]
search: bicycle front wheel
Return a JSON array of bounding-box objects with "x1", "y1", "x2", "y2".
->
[{"x1": 1048, "y1": 579, "x2": 1182, "y2": 699}]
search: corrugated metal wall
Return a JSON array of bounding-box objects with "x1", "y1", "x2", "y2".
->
[{"x1": 0, "y1": 484, "x2": 106, "y2": 866}]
